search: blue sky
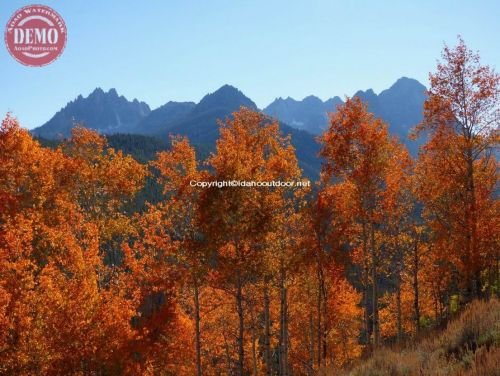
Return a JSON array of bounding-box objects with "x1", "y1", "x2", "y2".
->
[{"x1": 1, "y1": 0, "x2": 499, "y2": 129}]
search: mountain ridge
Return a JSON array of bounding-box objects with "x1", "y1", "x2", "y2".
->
[
  {"x1": 30, "y1": 78, "x2": 428, "y2": 178},
  {"x1": 32, "y1": 78, "x2": 426, "y2": 140}
]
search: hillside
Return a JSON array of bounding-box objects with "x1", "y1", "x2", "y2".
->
[{"x1": 333, "y1": 299, "x2": 500, "y2": 376}]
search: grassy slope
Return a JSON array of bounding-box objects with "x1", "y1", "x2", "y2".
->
[{"x1": 330, "y1": 299, "x2": 500, "y2": 376}]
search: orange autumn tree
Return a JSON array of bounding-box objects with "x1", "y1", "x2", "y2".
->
[
  {"x1": 122, "y1": 204, "x2": 193, "y2": 375},
  {"x1": 294, "y1": 184, "x2": 361, "y2": 370},
  {"x1": 376, "y1": 145, "x2": 414, "y2": 344},
  {"x1": 287, "y1": 229, "x2": 363, "y2": 372},
  {"x1": 0, "y1": 118, "x2": 145, "y2": 374},
  {"x1": 319, "y1": 97, "x2": 413, "y2": 349},
  {"x1": 379, "y1": 229, "x2": 437, "y2": 340},
  {"x1": 414, "y1": 37, "x2": 499, "y2": 302},
  {"x1": 151, "y1": 136, "x2": 209, "y2": 375},
  {"x1": 199, "y1": 107, "x2": 301, "y2": 375},
  {"x1": 263, "y1": 208, "x2": 307, "y2": 375}
]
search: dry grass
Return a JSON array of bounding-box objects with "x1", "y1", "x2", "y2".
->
[{"x1": 329, "y1": 299, "x2": 500, "y2": 376}]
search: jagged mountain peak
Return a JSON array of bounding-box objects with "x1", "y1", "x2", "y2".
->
[
  {"x1": 214, "y1": 84, "x2": 241, "y2": 94},
  {"x1": 89, "y1": 87, "x2": 105, "y2": 96},
  {"x1": 379, "y1": 77, "x2": 426, "y2": 99},
  {"x1": 390, "y1": 76, "x2": 425, "y2": 89},
  {"x1": 205, "y1": 84, "x2": 249, "y2": 101},
  {"x1": 302, "y1": 95, "x2": 324, "y2": 105},
  {"x1": 353, "y1": 88, "x2": 377, "y2": 100},
  {"x1": 324, "y1": 96, "x2": 343, "y2": 110},
  {"x1": 32, "y1": 88, "x2": 151, "y2": 139},
  {"x1": 194, "y1": 84, "x2": 258, "y2": 114}
]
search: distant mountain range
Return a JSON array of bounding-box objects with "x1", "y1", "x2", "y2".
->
[{"x1": 31, "y1": 78, "x2": 427, "y2": 178}]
